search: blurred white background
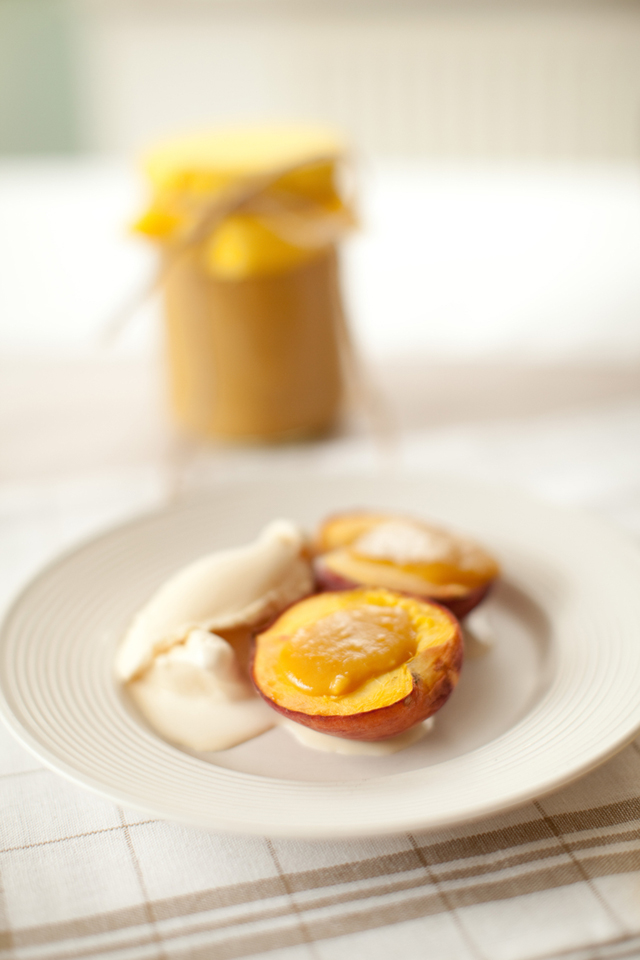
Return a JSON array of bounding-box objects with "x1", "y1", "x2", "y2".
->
[
  {"x1": 76, "y1": 0, "x2": 640, "y2": 160},
  {"x1": 2, "y1": 0, "x2": 640, "y2": 362}
]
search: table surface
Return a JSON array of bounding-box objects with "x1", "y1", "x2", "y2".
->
[{"x1": 1, "y1": 161, "x2": 640, "y2": 960}]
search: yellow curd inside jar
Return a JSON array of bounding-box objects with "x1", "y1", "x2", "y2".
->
[{"x1": 134, "y1": 125, "x2": 355, "y2": 441}]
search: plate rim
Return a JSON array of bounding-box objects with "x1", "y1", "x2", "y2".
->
[
  {"x1": 2, "y1": 474, "x2": 640, "y2": 838},
  {"x1": 3, "y1": 710, "x2": 640, "y2": 840}
]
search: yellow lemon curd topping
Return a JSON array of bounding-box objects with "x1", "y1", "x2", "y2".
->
[
  {"x1": 277, "y1": 604, "x2": 417, "y2": 697},
  {"x1": 134, "y1": 125, "x2": 352, "y2": 279},
  {"x1": 254, "y1": 589, "x2": 457, "y2": 717},
  {"x1": 319, "y1": 515, "x2": 499, "y2": 595}
]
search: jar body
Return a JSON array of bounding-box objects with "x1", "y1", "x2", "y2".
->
[{"x1": 162, "y1": 246, "x2": 345, "y2": 441}]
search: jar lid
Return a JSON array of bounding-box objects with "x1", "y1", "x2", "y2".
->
[
  {"x1": 134, "y1": 124, "x2": 354, "y2": 279},
  {"x1": 143, "y1": 125, "x2": 345, "y2": 194}
]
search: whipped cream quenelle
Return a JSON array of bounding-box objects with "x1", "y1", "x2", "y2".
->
[
  {"x1": 116, "y1": 519, "x2": 313, "y2": 682},
  {"x1": 117, "y1": 520, "x2": 313, "y2": 752}
]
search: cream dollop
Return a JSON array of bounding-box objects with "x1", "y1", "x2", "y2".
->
[
  {"x1": 129, "y1": 628, "x2": 276, "y2": 751},
  {"x1": 116, "y1": 519, "x2": 313, "y2": 682},
  {"x1": 462, "y1": 608, "x2": 495, "y2": 659},
  {"x1": 354, "y1": 519, "x2": 485, "y2": 570},
  {"x1": 282, "y1": 717, "x2": 435, "y2": 755}
]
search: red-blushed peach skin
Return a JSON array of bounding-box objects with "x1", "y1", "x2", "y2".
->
[
  {"x1": 251, "y1": 588, "x2": 464, "y2": 741},
  {"x1": 313, "y1": 558, "x2": 492, "y2": 620}
]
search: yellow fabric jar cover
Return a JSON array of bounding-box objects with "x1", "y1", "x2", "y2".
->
[{"x1": 134, "y1": 125, "x2": 355, "y2": 280}]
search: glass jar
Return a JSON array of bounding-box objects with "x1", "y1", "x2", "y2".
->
[{"x1": 134, "y1": 125, "x2": 355, "y2": 441}]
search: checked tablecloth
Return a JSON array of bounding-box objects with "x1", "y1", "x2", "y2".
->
[
  {"x1": 1, "y1": 724, "x2": 640, "y2": 960},
  {"x1": 1, "y1": 357, "x2": 640, "y2": 960}
]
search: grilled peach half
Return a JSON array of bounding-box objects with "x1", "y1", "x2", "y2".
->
[
  {"x1": 314, "y1": 512, "x2": 499, "y2": 619},
  {"x1": 252, "y1": 588, "x2": 463, "y2": 741}
]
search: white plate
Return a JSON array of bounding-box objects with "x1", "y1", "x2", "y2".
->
[{"x1": 2, "y1": 475, "x2": 640, "y2": 838}]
